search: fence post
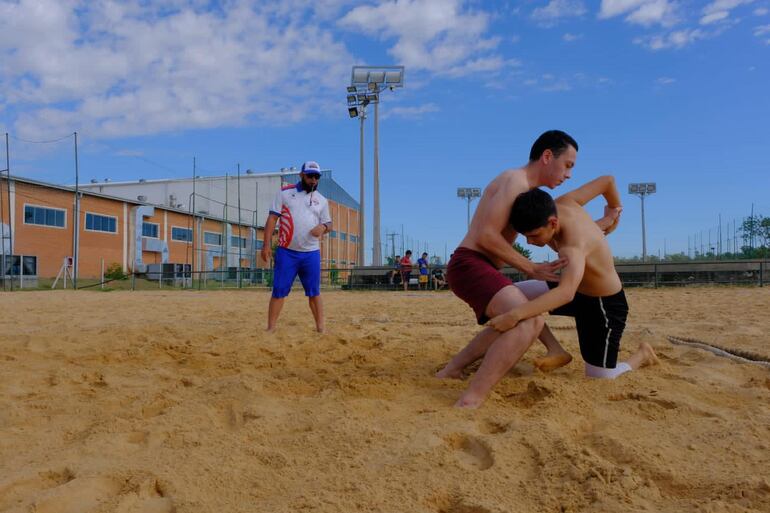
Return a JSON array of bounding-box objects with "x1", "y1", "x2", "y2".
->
[
  {"x1": 760, "y1": 261, "x2": 764, "y2": 287},
  {"x1": 653, "y1": 263, "x2": 658, "y2": 289}
]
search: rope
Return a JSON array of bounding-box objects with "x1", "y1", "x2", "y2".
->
[{"x1": 666, "y1": 335, "x2": 770, "y2": 368}]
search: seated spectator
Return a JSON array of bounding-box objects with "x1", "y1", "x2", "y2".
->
[
  {"x1": 389, "y1": 255, "x2": 401, "y2": 285},
  {"x1": 432, "y1": 267, "x2": 447, "y2": 289}
]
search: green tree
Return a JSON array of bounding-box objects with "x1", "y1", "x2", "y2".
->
[
  {"x1": 104, "y1": 263, "x2": 127, "y2": 281},
  {"x1": 513, "y1": 242, "x2": 531, "y2": 259}
]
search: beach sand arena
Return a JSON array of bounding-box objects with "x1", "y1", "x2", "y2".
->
[{"x1": 1, "y1": 287, "x2": 769, "y2": 513}]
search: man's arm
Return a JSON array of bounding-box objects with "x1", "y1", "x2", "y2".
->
[
  {"x1": 560, "y1": 175, "x2": 622, "y2": 236},
  {"x1": 475, "y1": 182, "x2": 566, "y2": 280},
  {"x1": 559, "y1": 175, "x2": 621, "y2": 208},
  {"x1": 310, "y1": 200, "x2": 332, "y2": 237},
  {"x1": 261, "y1": 213, "x2": 279, "y2": 264},
  {"x1": 487, "y1": 246, "x2": 586, "y2": 332}
]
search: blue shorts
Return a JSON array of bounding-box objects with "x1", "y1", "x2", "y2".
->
[{"x1": 272, "y1": 247, "x2": 321, "y2": 298}]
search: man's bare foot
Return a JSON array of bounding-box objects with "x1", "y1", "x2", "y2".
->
[
  {"x1": 454, "y1": 391, "x2": 485, "y2": 409},
  {"x1": 638, "y1": 342, "x2": 659, "y2": 368},
  {"x1": 533, "y1": 351, "x2": 573, "y2": 372},
  {"x1": 436, "y1": 365, "x2": 464, "y2": 380},
  {"x1": 316, "y1": 326, "x2": 326, "y2": 333},
  {"x1": 265, "y1": 327, "x2": 276, "y2": 333}
]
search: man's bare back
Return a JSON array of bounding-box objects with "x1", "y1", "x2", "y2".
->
[
  {"x1": 459, "y1": 169, "x2": 529, "y2": 267},
  {"x1": 548, "y1": 198, "x2": 622, "y2": 297}
]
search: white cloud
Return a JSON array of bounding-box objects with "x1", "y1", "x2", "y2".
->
[
  {"x1": 700, "y1": 0, "x2": 756, "y2": 25},
  {"x1": 755, "y1": 23, "x2": 770, "y2": 42},
  {"x1": 635, "y1": 28, "x2": 706, "y2": 49},
  {"x1": 1, "y1": 1, "x2": 355, "y2": 140},
  {"x1": 338, "y1": 0, "x2": 501, "y2": 77},
  {"x1": 599, "y1": 0, "x2": 679, "y2": 27},
  {"x1": 531, "y1": 0, "x2": 587, "y2": 25},
  {"x1": 383, "y1": 102, "x2": 439, "y2": 119},
  {"x1": 700, "y1": 11, "x2": 729, "y2": 24},
  {"x1": 656, "y1": 76, "x2": 676, "y2": 84},
  {"x1": 755, "y1": 7, "x2": 769, "y2": 15},
  {"x1": 562, "y1": 32, "x2": 583, "y2": 41}
]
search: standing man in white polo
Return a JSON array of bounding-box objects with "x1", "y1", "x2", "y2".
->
[{"x1": 261, "y1": 161, "x2": 332, "y2": 332}]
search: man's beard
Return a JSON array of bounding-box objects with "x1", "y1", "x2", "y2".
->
[{"x1": 301, "y1": 178, "x2": 317, "y2": 193}]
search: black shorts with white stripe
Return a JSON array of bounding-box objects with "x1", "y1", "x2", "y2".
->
[{"x1": 546, "y1": 282, "x2": 629, "y2": 369}]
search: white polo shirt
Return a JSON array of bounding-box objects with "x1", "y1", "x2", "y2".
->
[{"x1": 269, "y1": 182, "x2": 332, "y2": 252}]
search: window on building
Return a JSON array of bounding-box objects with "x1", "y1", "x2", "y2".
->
[
  {"x1": 204, "y1": 231, "x2": 222, "y2": 246},
  {"x1": 22, "y1": 256, "x2": 37, "y2": 275},
  {"x1": 349, "y1": 235, "x2": 357, "y2": 243},
  {"x1": 330, "y1": 230, "x2": 337, "y2": 238},
  {"x1": 142, "y1": 222, "x2": 159, "y2": 238},
  {"x1": 171, "y1": 227, "x2": 193, "y2": 242},
  {"x1": 85, "y1": 213, "x2": 117, "y2": 233},
  {"x1": 24, "y1": 205, "x2": 65, "y2": 228},
  {"x1": 230, "y1": 235, "x2": 247, "y2": 248},
  {"x1": 256, "y1": 240, "x2": 264, "y2": 250},
  {"x1": 340, "y1": 232, "x2": 347, "y2": 241}
]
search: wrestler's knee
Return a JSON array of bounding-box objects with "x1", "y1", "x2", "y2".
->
[{"x1": 521, "y1": 315, "x2": 545, "y2": 341}]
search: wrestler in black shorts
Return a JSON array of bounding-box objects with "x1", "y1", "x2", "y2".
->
[{"x1": 547, "y1": 281, "x2": 629, "y2": 369}]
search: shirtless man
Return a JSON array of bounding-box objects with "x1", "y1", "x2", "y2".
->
[
  {"x1": 487, "y1": 176, "x2": 658, "y2": 381},
  {"x1": 436, "y1": 130, "x2": 580, "y2": 408}
]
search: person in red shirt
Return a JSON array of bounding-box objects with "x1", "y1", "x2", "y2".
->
[{"x1": 400, "y1": 250, "x2": 413, "y2": 291}]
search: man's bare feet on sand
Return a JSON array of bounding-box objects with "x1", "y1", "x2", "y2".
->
[
  {"x1": 454, "y1": 391, "x2": 485, "y2": 409},
  {"x1": 435, "y1": 365, "x2": 465, "y2": 380},
  {"x1": 533, "y1": 351, "x2": 573, "y2": 372},
  {"x1": 638, "y1": 342, "x2": 659, "y2": 367}
]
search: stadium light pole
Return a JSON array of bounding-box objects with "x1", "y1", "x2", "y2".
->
[
  {"x1": 628, "y1": 183, "x2": 656, "y2": 262},
  {"x1": 457, "y1": 187, "x2": 481, "y2": 228},
  {"x1": 350, "y1": 65, "x2": 404, "y2": 266},
  {"x1": 347, "y1": 87, "x2": 368, "y2": 266}
]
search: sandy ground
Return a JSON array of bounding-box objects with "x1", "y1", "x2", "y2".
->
[{"x1": 1, "y1": 287, "x2": 769, "y2": 513}]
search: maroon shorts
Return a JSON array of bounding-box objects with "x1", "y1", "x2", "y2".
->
[{"x1": 447, "y1": 247, "x2": 513, "y2": 325}]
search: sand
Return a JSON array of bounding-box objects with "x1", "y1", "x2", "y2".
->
[{"x1": 1, "y1": 287, "x2": 769, "y2": 513}]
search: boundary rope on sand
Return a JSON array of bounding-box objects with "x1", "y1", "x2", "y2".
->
[
  {"x1": 360, "y1": 317, "x2": 770, "y2": 368},
  {"x1": 666, "y1": 335, "x2": 770, "y2": 368}
]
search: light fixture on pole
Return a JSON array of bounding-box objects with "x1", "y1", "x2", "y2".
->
[
  {"x1": 457, "y1": 187, "x2": 481, "y2": 228},
  {"x1": 346, "y1": 86, "x2": 368, "y2": 267},
  {"x1": 349, "y1": 65, "x2": 404, "y2": 266},
  {"x1": 628, "y1": 182, "x2": 656, "y2": 262}
]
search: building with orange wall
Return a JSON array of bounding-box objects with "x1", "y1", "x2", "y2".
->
[{"x1": 1, "y1": 171, "x2": 360, "y2": 282}]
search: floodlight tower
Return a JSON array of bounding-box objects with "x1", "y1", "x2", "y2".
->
[
  {"x1": 628, "y1": 182, "x2": 657, "y2": 262},
  {"x1": 457, "y1": 187, "x2": 481, "y2": 228},
  {"x1": 348, "y1": 65, "x2": 405, "y2": 266},
  {"x1": 346, "y1": 88, "x2": 368, "y2": 267}
]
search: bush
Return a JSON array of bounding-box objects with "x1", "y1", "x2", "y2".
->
[{"x1": 105, "y1": 263, "x2": 127, "y2": 281}]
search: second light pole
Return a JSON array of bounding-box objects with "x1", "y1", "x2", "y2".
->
[
  {"x1": 628, "y1": 182, "x2": 656, "y2": 262},
  {"x1": 457, "y1": 187, "x2": 481, "y2": 228}
]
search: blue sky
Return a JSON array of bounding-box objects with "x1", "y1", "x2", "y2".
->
[{"x1": 1, "y1": 0, "x2": 769, "y2": 262}]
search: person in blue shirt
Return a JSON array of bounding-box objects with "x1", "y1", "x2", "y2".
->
[{"x1": 417, "y1": 252, "x2": 429, "y2": 290}]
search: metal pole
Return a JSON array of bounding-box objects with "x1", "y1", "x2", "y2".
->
[
  {"x1": 372, "y1": 88, "x2": 382, "y2": 266},
  {"x1": 466, "y1": 197, "x2": 471, "y2": 228},
  {"x1": 192, "y1": 158, "x2": 196, "y2": 286},
  {"x1": 4, "y1": 133, "x2": 11, "y2": 291},
  {"x1": 237, "y1": 164, "x2": 242, "y2": 289},
  {"x1": 73, "y1": 132, "x2": 79, "y2": 289},
  {"x1": 0, "y1": 135, "x2": 5, "y2": 292},
  {"x1": 359, "y1": 105, "x2": 366, "y2": 267},
  {"x1": 641, "y1": 193, "x2": 647, "y2": 262},
  {"x1": 223, "y1": 173, "x2": 228, "y2": 287}
]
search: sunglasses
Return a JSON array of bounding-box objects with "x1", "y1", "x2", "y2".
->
[{"x1": 304, "y1": 174, "x2": 321, "y2": 180}]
